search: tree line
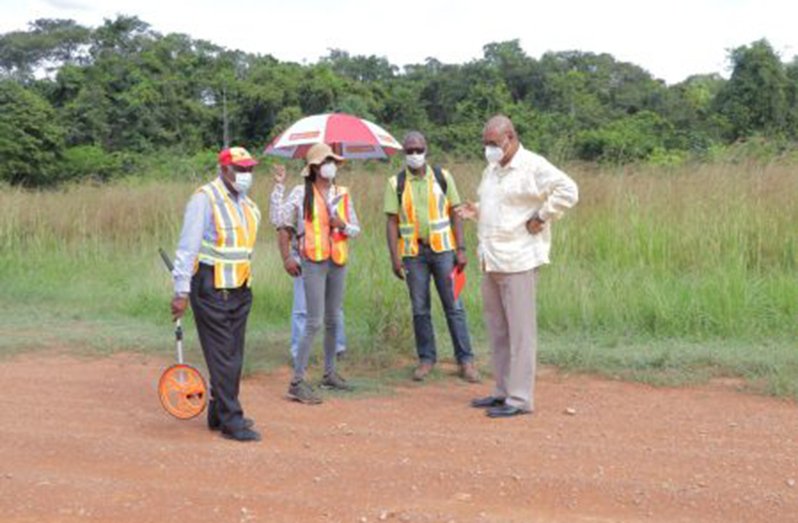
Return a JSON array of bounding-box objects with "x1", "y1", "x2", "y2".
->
[{"x1": 1, "y1": 16, "x2": 797, "y2": 185}]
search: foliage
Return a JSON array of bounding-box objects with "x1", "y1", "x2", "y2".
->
[
  {"x1": 574, "y1": 111, "x2": 675, "y2": 163},
  {"x1": 0, "y1": 18, "x2": 90, "y2": 81},
  {"x1": 1, "y1": 17, "x2": 798, "y2": 186},
  {"x1": 60, "y1": 145, "x2": 126, "y2": 181},
  {"x1": 0, "y1": 80, "x2": 64, "y2": 185},
  {"x1": 715, "y1": 40, "x2": 795, "y2": 139}
]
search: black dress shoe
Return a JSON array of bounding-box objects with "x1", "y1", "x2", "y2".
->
[
  {"x1": 208, "y1": 415, "x2": 254, "y2": 432},
  {"x1": 486, "y1": 405, "x2": 530, "y2": 418},
  {"x1": 471, "y1": 396, "x2": 505, "y2": 408},
  {"x1": 207, "y1": 399, "x2": 252, "y2": 431},
  {"x1": 221, "y1": 427, "x2": 262, "y2": 442}
]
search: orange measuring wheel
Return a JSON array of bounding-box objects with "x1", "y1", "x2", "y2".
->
[
  {"x1": 158, "y1": 364, "x2": 207, "y2": 419},
  {"x1": 158, "y1": 249, "x2": 209, "y2": 421}
]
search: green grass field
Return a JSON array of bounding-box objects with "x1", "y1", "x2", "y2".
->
[{"x1": 1, "y1": 160, "x2": 796, "y2": 397}]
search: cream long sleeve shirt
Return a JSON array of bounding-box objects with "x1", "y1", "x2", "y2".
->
[{"x1": 477, "y1": 145, "x2": 578, "y2": 273}]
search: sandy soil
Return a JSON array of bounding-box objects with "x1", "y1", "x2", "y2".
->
[{"x1": 1, "y1": 353, "x2": 796, "y2": 523}]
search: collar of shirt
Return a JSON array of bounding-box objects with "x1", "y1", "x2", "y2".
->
[
  {"x1": 493, "y1": 145, "x2": 526, "y2": 176},
  {"x1": 405, "y1": 165, "x2": 431, "y2": 181}
]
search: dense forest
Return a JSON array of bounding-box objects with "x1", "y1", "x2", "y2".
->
[{"x1": 1, "y1": 16, "x2": 797, "y2": 185}]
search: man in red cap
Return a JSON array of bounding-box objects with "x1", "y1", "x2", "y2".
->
[{"x1": 170, "y1": 146, "x2": 263, "y2": 442}]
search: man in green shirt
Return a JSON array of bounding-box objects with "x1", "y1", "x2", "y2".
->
[{"x1": 384, "y1": 132, "x2": 480, "y2": 383}]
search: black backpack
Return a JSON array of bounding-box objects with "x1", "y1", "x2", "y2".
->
[{"x1": 396, "y1": 166, "x2": 447, "y2": 208}]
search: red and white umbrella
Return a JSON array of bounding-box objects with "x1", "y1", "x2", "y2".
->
[{"x1": 264, "y1": 113, "x2": 402, "y2": 160}]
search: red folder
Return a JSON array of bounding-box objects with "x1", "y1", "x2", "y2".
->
[{"x1": 450, "y1": 266, "x2": 466, "y2": 302}]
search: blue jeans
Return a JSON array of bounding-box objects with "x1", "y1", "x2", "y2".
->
[
  {"x1": 290, "y1": 275, "x2": 346, "y2": 361},
  {"x1": 403, "y1": 246, "x2": 474, "y2": 365}
]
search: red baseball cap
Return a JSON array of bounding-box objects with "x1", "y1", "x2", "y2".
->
[{"x1": 218, "y1": 147, "x2": 259, "y2": 167}]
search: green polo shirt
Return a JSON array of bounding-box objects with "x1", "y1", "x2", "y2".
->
[{"x1": 383, "y1": 165, "x2": 461, "y2": 241}]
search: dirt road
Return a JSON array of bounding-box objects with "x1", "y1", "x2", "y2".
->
[{"x1": 1, "y1": 353, "x2": 796, "y2": 522}]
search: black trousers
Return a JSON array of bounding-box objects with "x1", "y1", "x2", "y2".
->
[{"x1": 189, "y1": 264, "x2": 252, "y2": 433}]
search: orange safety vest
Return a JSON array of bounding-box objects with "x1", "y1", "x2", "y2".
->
[
  {"x1": 197, "y1": 178, "x2": 261, "y2": 288},
  {"x1": 393, "y1": 170, "x2": 455, "y2": 257},
  {"x1": 303, "y1": 184, "x2": 350, "y2": 266}
]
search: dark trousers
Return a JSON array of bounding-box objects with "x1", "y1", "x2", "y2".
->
[
  {"x1": 403, "y1": 246, "x2": 474, "y2": 365},
  {"x1": 189, "y1": 264, "x2": 252, "y2": 433}
]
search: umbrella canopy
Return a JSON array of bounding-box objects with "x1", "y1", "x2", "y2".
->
[{"x1": 264, "y1": 113, "x2": 402, "y2": 160}]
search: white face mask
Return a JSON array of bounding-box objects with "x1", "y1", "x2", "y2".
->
[
  {"x1": 406, "y1": 153, "x2": 426, "y2": 170},
  {"x1": 232, "y1": 171, "x2": 253, "y2": 194},
  {"x1": 485, "y1": 146, "x2": 504, "y2": 166},
  {"x1": 319, "y1": 162, "x2": 337, "y2": 180}
]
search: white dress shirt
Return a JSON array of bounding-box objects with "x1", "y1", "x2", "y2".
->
[{"x1": 477, "y1": 145, "x2": 578, "y2": 273}]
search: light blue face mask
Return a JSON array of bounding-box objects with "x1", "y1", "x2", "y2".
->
[
  {"x1": 484, "y1": 146, "x2": 504, "y2": 165},
  {"x1": 232, "y1": 171, "x2": 253, "y2": 194}
]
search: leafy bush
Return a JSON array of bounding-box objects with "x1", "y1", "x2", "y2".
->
[
  {"x1": 574, "y1": 111, "x2": 674, "y2": 163},
  {"x1": 698, "y1": 135, "x2": 798, "y2": 164},
  {"x1": 647, "y1": 147, "x2": 687, "y2": 168},
  {"x1": 133, "y1": 148, "x2": 221, "y2": 181},
  {"x1": 0, "y1": 81, "x2": 65, "y2": 186},
  {"x1": 60, "y1": 145, "x2": 124, "y2": 181}
]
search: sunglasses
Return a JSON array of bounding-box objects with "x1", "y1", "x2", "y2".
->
[{"x1": 404, "y1": 148, "x2": 426, "y2": 155}]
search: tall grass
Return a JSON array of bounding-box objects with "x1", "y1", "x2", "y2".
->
[
  {"x1": 0, "y1": 161, "x2": 796, "y2": 393},
  {"x1": 546, "y1": 162, "x2": 797, "y2": 339}
]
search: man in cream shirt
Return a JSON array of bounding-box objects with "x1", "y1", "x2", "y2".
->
[{"x1": 458, "y1": 115, "x2": 578, "y2": 418}]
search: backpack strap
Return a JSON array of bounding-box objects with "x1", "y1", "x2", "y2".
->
[
  {"x1": 432, "y1": 165, "x2": 447, "y2": 195},
  {"x1": 396, "y1": 169, "x2": 407, "y2": 209}
]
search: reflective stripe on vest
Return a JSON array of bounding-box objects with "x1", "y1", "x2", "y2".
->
[
  {"x1": 395, "y1": 169, "x2": 455, "y2": 257},
  {"x1": 303, "y1": 185, "x2": 349, "y2": 266},
  {"x1": 197, "y1": 178, "x2": 261, "y2": 289}
]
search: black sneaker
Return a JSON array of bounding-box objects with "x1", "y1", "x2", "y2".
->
[
  {"x1": 321, "y1": 371, "x2": 355, "y2": 392},
  {"x1": 286, "y1": 380, "x2": 323, "y2": 404}
]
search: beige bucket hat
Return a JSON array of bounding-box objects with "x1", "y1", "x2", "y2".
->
[{"x1": 301, "y1": 143, "x2": 344, "y2": 177}]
